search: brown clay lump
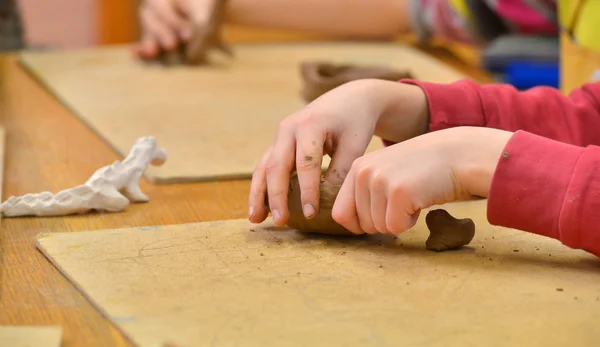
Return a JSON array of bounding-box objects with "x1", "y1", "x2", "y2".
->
[
  {"x1": 265, "y1": 174, "x2": 476, "y2": 251},
  {"x1": 425, "y1": 209, "x2": 475, "y2": 252},
  {"x1": 156, "y1": 0, "x2": 233, "y2": 66},
  {"x1": 285, "y1": 173, "x2": 353, "y2": 235},
  {"x1": 299, "y1": 61, "x2": 414, "y2": 102}
]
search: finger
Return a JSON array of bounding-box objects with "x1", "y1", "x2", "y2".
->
[
  {"x1": 385, "y1": 184, "x2": 420, "y2": 234},
  {"x1": 142, "y1": 7, "x2": 177, "y2": 50},
  {"x1": 324, "y1": 134, "x2": 370, "y2": 185},
  {"x1": 149, "y1": 0, "x2": 189, "y2": 38},
  {"x1": 248, "y1": 147, "x2": 273, "y2": 224},
  {"x1": 137, "y1": 31, "x2": 159, "y2": 58},
  {"x1": 370, "y1": 175, "x2": 389, "y2": 233},
  {"x1": 355, "y1": 166, "x2": 378, "y2": 234},
  {"x1": 331, "y1": 167, "x2": 363, "y2": 234},
  {"x1": 180, "y1": 0, "x2": 213, "y2": 24},
  {"x1": 265, "y1": 124, "x2": 296, "y2": 226},
  {"x1": 294, "y1": 128, "x2": 326, "y2": 219}
]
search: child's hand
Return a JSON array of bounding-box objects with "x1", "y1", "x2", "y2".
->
[
  {"x1": 332, "y1": 127, "x2": 513, "y2": 234},
  {"x1": 135, "y1": 0, "x2": 214, "y2": 58},
  {"x1": 248, "y1": 79, "x2": 428, "y2": 226}
]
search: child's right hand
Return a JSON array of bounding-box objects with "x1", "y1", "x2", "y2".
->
[
  {"x1": 248, "y1": 79, "x2": 429, "y2": 227},
  {"x1": 135, "y1": 0, "x2": 215, "y2": 59}
]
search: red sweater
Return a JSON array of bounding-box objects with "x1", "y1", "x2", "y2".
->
[{"x1": 392, "y1": 79, "x2": 600, "y2": 257}]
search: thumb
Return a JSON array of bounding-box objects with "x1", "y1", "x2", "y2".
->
[{"x1": 323, "y1": 134, "x2": 371, "y2": 185}]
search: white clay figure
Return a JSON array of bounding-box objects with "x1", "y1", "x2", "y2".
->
[{"x1": 0, "y1": 136, "x2": 167, "y2": 217}]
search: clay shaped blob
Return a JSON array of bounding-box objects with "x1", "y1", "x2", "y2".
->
[
  {"x1": 425, "y1": 209, "x2": 476, "y2": 251},
  {"x1": 0, "y1": 136, "x2": 167, "y2": 217},
  {"x1": 299, "y1": 61, "x2": 414, "y2": 102},
  {"x1": 157, "y1": 0, "x2": 233, "y2": 66},
  {"x1": 263, "y1": 173, "x2": 353, "y2": 235},
  {"x1": 285, "y1": 173, "x2": 353, "y2": 235}
]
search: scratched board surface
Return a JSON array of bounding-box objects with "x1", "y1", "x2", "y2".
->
[
  {"x1": 19, "y1": 42, "x2": 466, "y2": 183},
  {"x1": 37, "y1": 200, "x2": 600, "y2": 347}
]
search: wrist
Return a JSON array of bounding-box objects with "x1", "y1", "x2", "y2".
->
[
  {"x1": 452, "y1": 128, "x2": 514, "y2": 197},
  {"x1": 375, "y1": 81, "x2": 430, "y2": 143}
]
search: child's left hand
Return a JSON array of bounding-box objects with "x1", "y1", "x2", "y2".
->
[{"x1": 331, "y1": 126, "x2": 513, "y2": 234}]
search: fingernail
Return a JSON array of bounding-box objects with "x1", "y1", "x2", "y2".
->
[
  {"x1": 272, "y1": 209, "x2": 281, "y2": 224},
  {"x1": 248, "y1": 205, "x2": 254, "y2": 218},
  {"x1": 303, "y1": 204, "x2": 315, "y2": 218}
]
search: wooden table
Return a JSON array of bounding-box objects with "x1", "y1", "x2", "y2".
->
[{"x1": 0, "y1": 31, "x2": 492, "y2": 347}]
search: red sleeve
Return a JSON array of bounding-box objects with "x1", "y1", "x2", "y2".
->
[
  {"x1": 379, "y1": 80, "x2": 600, "y2": 256},
  {"x1": 487, "y1": 130, "x2": 600, "y2": 257},
  {"x1": 399, "y1": 79, "x2": 600, "y2": 146}
]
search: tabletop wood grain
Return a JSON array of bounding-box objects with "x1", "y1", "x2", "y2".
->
[{"x1": 0, "y1": 30, "x2": 492, "y2": 347}]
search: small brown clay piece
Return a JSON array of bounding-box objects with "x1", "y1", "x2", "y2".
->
[
  {"x1": 425, "y1": 209, "x2": 475, "y2": 252},
  {"x1": 156, "y1": 0, "x2": 233, "y2": 66},
  {"x1": 299, "y1": 61, "x2": 414, "y2": 102}
]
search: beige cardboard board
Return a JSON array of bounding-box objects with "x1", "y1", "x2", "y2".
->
[
  {"x1": 0, "y1": 326, "x2": 62, "y2": 347},
  {"x1": 36, "y1": 200, "x2": 600, "y2": 347},
  {"x1": 19, "y1": 43, "x2": 466, "y2": 183}
]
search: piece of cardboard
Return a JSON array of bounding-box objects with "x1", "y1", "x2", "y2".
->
[
  {"x1": 0, "y1": 326, "x2": 62, "y2": 347},
  {"x1": 19, "y1": 43, "x2": 466, "y2": 183},
  {"x1": 36, "y1": 200, "x2": 600, "y2": 347}
]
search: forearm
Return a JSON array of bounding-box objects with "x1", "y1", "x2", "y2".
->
[
  {"x1": 487, "y1": 130, "x2": 600, "y2": 257},
  {"x1": 401, "y1": 79, "x2": 600, "y2": 147},
  {"x1": 225, "y1": 0, "x2": 410, "y2": 39}
]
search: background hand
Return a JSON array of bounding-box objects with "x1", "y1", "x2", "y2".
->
[{"x1": 134, "y1": 0, "x2": 215, "y2": 59}]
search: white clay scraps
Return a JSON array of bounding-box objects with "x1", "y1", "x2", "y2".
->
[{"x1": 0, "y1": 136, "x2": 167, "y2": 217}]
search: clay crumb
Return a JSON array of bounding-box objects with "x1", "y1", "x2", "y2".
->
[
  {"x1": 556, "y1": 288, "x2": 564, "y2": 292},
  {"x1": 513, "y1": 249, "x2": 519, "y2": 252}
]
